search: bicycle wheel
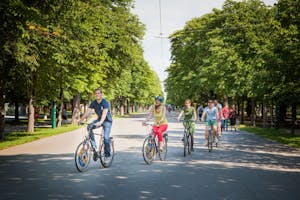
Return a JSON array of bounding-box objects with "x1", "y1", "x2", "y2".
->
[
  {"x1": 159, "y1": 134, "x2": 168, "y2": 161},
  {"x1": 183, "y1": 132, "x2": 187, "y2": 157},
  {"x1": 75, "y1": 141, "x2": 91, "y2": 172},
  {"x1": 100, "y1": 137, "x2": 115, "y2": 168},
  {"x1": 208, "y1": 130, "x2": 213, "y2": 152},
  {"x1": 142, "y1": 136, "x2": 156, "y2": 164},
  {"x1": 188, "y1": 134, "x2": 192, "y2": 155}
]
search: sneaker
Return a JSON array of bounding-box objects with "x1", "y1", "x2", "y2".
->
[
  {"x1": 104, "y1": 155, "x2": 111, "y2": 161},
  {"x1": 93, "y1": 152, "x2": 98, "y2": 161}
]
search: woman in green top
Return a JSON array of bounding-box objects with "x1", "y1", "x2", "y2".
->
[
  {"x1": 177, "y1": 99, "x2": 197, "y2": 151},
  {"x1": 144, "y1": 96, "x2": 168, "y2": 151}
]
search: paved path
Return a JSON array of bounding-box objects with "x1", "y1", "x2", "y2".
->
[{"x1": 0, "y1": 112, "x2": 300, "y2": 200}]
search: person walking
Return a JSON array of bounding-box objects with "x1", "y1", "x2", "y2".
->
[{"x1": 222, "y1": 103, "x2": 229, "y2": 131}]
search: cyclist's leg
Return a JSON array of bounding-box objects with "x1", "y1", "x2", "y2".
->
[
  {"x1": 87, "y1": 119, "x2": 100, "y2": 147},
  {"x1": 213, "y1": 121, "x2": 217, "y2": 138},
  {"x1": 217, "y1": 120, "x2": 222, "y2": 137},
  {"x1": 157, "y1": 125, "x2": 168, "y2": 150},
  {"x1": 153, "y1": 125, "x2": 159, "y2": 139},
  {"x1": 190, "y1": 122, "x2": 195, "y2": 150},
  {"x1": 103, "y1": 121, "x2": 112, "y2": 157},
  {"x1": 205, "y1": 122, "x2": 209, "y2": 144}
]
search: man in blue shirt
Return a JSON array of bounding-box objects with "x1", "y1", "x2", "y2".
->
[{"x1": 79, "y1": 88, "x2": 112, "y2": 157}]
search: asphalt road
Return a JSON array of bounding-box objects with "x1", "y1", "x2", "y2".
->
[{"x1": 0, "y1": 112, "x2": 300, "y2": 200}]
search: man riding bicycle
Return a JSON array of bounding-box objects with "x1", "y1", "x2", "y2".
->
[
  {"x1": 78, "y1": 88, "x2": 113, "y2": 158},
  {"x1": 177, "y1": 99, "x2": 197, "y2": 151},
  {"x1": 201, "y1": 100, "x2": 218, "y2": 145}
]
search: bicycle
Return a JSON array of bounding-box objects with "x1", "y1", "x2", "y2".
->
[
  {"x1": 142, "y1": 122, "x2": 168, "y2": 165},
  {"x1": 207, "y1": 120, "x2": 219, "y2": 152},
  {"x1": 75, "y1": 123, "x2": 115, "y2": 172},
  {"x1": 181, "y1": 120, "x2": 194, "y2": 157}
]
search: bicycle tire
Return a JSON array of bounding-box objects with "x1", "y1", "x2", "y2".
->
[
  {"x1": 208, "y1": 130, "x2": 213, "y2": 152},
  {"x1": 183, "y1": 132, "x2": 187, "y2": 157},
  {"x1": 159, "y1": 135, "x2": 168, "y2": 161},
  {"x1": 142, "y1": 136, "x2": 156, "y2": 164},
  {"x1": 75, "y1": 141, "x2": 91, "y2": 172},
  {"x1": 188, "y1": 133, "x2": 193, "y2": 155},
  {"x1": 100, "y1": 138, "x2": 115, "y2": 168}
]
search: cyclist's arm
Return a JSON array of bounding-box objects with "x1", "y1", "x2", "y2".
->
[
  {"x1": 201, "y1": 111, "x2": 206, "y2": 122},
  {"x1": 193, "y1": 108, "x2": 197, "y2": 121},
  {"x1": 177, "y1": 110, "x2": 184, "y2": 121},
  {"x1": 144, "y1": 107, "x2": 154, "y2": 122},
  {"x1": 214, "y1": 111, "x2": 218, "y2": 121},
  {"x1": 79, "y1": 108, "x2": 92, "y2": 123},
  {"x1": 98, "y1": 109, "x2": 108, "y2": 125}
]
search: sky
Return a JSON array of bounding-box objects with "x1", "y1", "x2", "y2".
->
[{"x1": 131, "y1": 0, "x2": 277, "y2": 89}]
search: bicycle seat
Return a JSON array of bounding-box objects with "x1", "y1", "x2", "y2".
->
[{"x1": 162, "y1": 132, "x2": 168, "y2": 137}]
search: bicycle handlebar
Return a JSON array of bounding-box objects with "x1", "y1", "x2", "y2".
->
[
  {"x1": 179, "y1": 119, "x2": 196, "y2": 122},
  {"x1": 143, "y1": 121, "x2": 154, "y2": 126}
]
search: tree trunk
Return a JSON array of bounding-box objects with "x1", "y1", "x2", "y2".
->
[
  {"x1": 56, "y1": 87, "x2": 64, "y2": 127},
  {"x1": 263, "y1": 102, "x2": 267, "y2": 128},
  {"x1": 43, "y1": 106, "x2": 48, "y2": 120},
  {"x1": 0, "y1": 80, "x2": 5, "y2": 140},
  {"x1": 246, "y1": 98, "x2": 252, "y2": 118},
  {"x1": 291, "y1": 103, "x2": 296, "y2": 135},
  {"x1": 27, "y1": 95, "x2": 35, "y2": 132},
  {"x1": 251, "y1": 97, "x2": 256, "y2": 127},
  {"x1": 120, "y1": 97, "x2": 124, "y2": 116},
  {"x1": 71, "y1": 95, "x2": 81, "y2": 125},
  {"x1": 261, "y1": 103, "x2": 264, "y2": 120},
  {"x1": 270, "y1": 104, "x2": 273, "y2": 128},
  {"x1": 14, "y1": 100, "x2": 19, "y2": 122},
  {"x1": 127, "y1": 99, "x2": 130, "y2": 114},
  {"x1": 241, "y1": 97, "x2": 244, "y2": 124},
  {"x1": 237, "y1": 100, "x2": 240, "y2": 116}
]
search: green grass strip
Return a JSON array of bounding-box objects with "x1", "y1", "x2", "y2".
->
[
  {"x1": 0, "y1": 125, "x2": 79, "y2": 150},
  {"x1": 240, "y1": 125, "x2": 300, "y2": 148}
]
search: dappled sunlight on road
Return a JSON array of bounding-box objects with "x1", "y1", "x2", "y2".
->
[{"x1": 0, "y1": 112, "x2": 300, "y2": 199}]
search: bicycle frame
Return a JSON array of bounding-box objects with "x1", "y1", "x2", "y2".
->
[
  {"x1": 142, "y1": 122, "x2": 167, "y2": 164},
  {"x1": 144, "y1": 123, "x2": 159, "y2": 150},
  {"x1": 207, "y1": 120, "x2": 215, "y2": 152}
]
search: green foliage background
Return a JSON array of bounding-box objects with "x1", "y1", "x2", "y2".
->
[{"x1": 165, "y1": 0, "x2": 300, "y2": 106}]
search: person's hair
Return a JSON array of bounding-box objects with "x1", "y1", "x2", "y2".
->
[
  {"x1": 185, "y1": 99, "x2": 191, "y2": 104},
  {"x1": 208, "y1": 99, "x2": 213, "y2": 103},
  {"x1": 94, "y1": 88, "x2": 102, "y2": 93}
]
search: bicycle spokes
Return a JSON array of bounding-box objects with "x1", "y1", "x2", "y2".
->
[
  {"x1": 78, "y1": 147, "x2": 89, "y2": 167},
  {"x1": 146, "y1": 141, "x2": 155, "y2": 159}
]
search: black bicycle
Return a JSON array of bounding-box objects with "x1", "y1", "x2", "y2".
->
[
  {"x1": 75, "y1": 124, "x2": 114, "y2": 172},
  {"x1": 142, "y1": 122, "x2": 168, "y2": 164},
  {"x1": 207, "y1": 120, "x2": 219, "y2": 152},
  {"x1": 207, "y1": 122, "x2": 213, "y2": 152},
  {"x1": 181, "y1": 120, "x2": 194, "y2": 157}
]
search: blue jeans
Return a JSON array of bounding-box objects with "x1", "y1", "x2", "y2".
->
[
  {"x1": 222, "y1": 119, "x2": 228, "y2": 129},
  {"x1": 87, "y1": 119, "x2": 112, "y2": 157}
]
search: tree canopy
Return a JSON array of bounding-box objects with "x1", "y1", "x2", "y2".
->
[
  {"x1": 0, "y1": 0, "x2": 163, "y2": 133},
  {"x1": 165, "y1": 0, "x2": 300, "y2": 108}
]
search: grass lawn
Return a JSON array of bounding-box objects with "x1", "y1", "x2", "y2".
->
[
  {"x1": 0, "y1": 125, "x2": 79, "y2": 150},
  {"x1": 240, "y1": 125, "x2": 300, "y2": 148}
]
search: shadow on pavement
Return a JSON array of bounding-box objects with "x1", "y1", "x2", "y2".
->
[{"x1": 1, "y1": 128, "x2": 300, "y2": 199}]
